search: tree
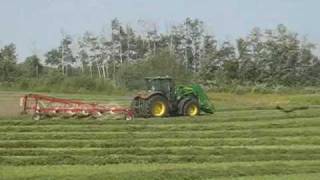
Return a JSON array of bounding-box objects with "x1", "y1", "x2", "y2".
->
[
  {"x1": 0, "y1": 43, "x2": 17, "y2": 82},
  {"x1": 185, "y1": 18, "x2": 205, "y2": 72},
  {"x1": 137, "y1": 20, "x2": 160, "y2": 57},
  {"x1": 111, "y1": 18, "x2": 123, "y2": 64},
  {"x1": 124, "y1": 24, "x2": 138, "y2": 61},
  {"x1": 117, "y1": 50, "x2": 191, "y2": 89},
  {"x1": 45, "y1": 48, "x2": 61, "y2": 67},
  {"x1": 100, "y1": 38, "x2": 113, "y2": 79},
  {"x1": 77, "y1": 33, "x2": 90, "y2": 74},
  {"x1": 199, "y1": 35, "x2": 218, "y2": 80},
  {"x1": 236, "y1": 38, "x2": 256, "y2": 82},
  {"x1": 171, "y1": 23, "x2": 186, "y2": 65},
  {"x1": 38, "y1": 20, "x2": 320, "y2": 88},
  {"x1": 60, "y1": 36, "x2": 76, "y2": 76},
  {"x1": 219, "y1": 41, "x2": 237, "y2": 81},
  {"x1": 171, "y1": 18, "x2": 205, "y2": 72},
  {"x1": 24, "y1": 55, "x2": 43, "y2": 78},
  {"x1": 45, "y1": 36, "x2": 75, "y2": 76},
  {"x1": 298, "y1": 39, "x2": 318, "y2": 85}
]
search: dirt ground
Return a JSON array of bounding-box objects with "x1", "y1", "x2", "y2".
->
[{"x1": 0, "y1": 91, "x2": 24, "y2": 117}]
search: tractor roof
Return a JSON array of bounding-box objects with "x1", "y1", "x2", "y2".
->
[{"x1": 145, "y1": 76, "x2": 172, "y2": 80}]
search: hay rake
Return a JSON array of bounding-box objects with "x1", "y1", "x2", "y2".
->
[{"x1": 20, "y1": 94, "x2": 134, "y2": 120}]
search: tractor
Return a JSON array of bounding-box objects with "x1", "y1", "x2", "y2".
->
[{"x1": 131, "y1": 76, "x2": 214, "y2": 117}]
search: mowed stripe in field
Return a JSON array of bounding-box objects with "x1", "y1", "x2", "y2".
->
[
  {"x1": 1, "y1": 108, "x2": 320, "y2": 125},
  {"x1": 1, "y1": 160, "x2": 320, "y2": 179},
  {"x1": 0, "y1": 119, "x2": 319, "y2": 133},
  {"x1": 1, "y1": 145, "x2": 320, "y2": 157},
  {"x1": 1, "y1": 127, "x2": 319, "y2": 140},
  {"x1": 1, "y1": 137, "x2": 320, "y2": 149},
  {"x1": 2, "y1": 154, "x2": 320, "y2": 165}
]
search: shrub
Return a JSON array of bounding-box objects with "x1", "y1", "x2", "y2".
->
[{"x1": 6, "y1": 75, "x2": 122, "y2": 95}]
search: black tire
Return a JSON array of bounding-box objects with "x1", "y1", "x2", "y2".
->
[
  {"x1": 147, "y1": 95, "x2": 169, "y2": 117},
  {"x1": 178, "y1": 98, "x2": 189, "y2": 115},
  {"x1": 182, "y1": 98, "x2": 200, "y2": 116},
  {"x1": 131, "y1": 97, "x2": 149, "y2": 117},
  {"x1": 130, "y1": 98, "x2": 140, "y2": 114}
]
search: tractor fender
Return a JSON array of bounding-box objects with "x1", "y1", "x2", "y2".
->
[{"x1": 133, "y1": 91, "x2": 166, "y2": 100}]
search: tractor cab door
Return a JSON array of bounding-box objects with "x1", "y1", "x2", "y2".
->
[
  {"x1": 158, "y1": 79, "x2": 175, "y2": 101},
  {"x1": 145, "y1": 78, "x2": 176, "y2": 101}
]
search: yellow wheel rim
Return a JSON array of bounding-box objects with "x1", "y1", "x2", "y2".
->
[
  {"x1": 152, "y1": 101, "x2": 166, "y2": 117},
  {"x1": 187, "y1": 104, "x2": 198, "y2": 116}
]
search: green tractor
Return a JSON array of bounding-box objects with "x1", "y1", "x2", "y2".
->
[{"x1": 131, "y1": 76, "x2": 214, "y2": 118}]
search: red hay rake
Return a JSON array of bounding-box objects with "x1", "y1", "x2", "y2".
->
[{"x1": 20, "y1": 94, "x2": 134, "y2": 120}]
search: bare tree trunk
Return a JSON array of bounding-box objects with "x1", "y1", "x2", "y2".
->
[
  {"x1": 184, "y1": 23, "x2": 189, "y2": 70},
  {"x1": 61, "y1": 44, "x2": 65, "y2": 76},
  {"x1": 127, "y1": 38, "x2": 131, "y2": 61},
  {"x1": 65, "y1": 65, "x2": 68, "y2": 76},
  {"x1": 113, "y1": 62, "x2": 116, "y2": 81},
  {"x1": 148, "y1": 40, "x2": 151, "y2": 53},
  {"x1": 106, "y1": 63, "x2": 109, "y2": 79},
  {"x1": 119, "y1": 44, "x2": 123, "y2": 64},
  {"x1": 184, "y1": 48, "x2": 188, "y2": 70},
  {"x1": 102, "y1": 65, "x2": 106, "y2": 79},
  {"x1": 96, "y1": 63, "x2": 101, "y2": 78},
  {"x1": 81, "y1": 62, "x2": 85, "y2": 74},
  {"x1": 169, "y1": 35, "x2": 173, "y2": 55},
  {"x1": 192, "y1": 47, "x2": 196, "y2": 72},
  {"x1": 61, "y1": 65, "x2": 65, "y2": 75},
  {"x1": 89, "y1": 64, "x2": 93, "y2": 78},
  {"x1": 36, "y1": 64, "x2": 39, "y2": 79}
]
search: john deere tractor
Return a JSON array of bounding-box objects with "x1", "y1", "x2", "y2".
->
[{"x1": 131, "y1": 76, "x2": 214, "y2": 118}]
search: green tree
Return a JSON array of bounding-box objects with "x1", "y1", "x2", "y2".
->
[
  {"x1": 219, "y1": 41, "x2": 238, "y2": 81},
  {"x1": 45, "y1": 48, "x2": 61, "y2": 67},
  {"x1": 199, "y1": 35, "x2": 218, "y2": 81},
  {"x1": 182, "y1": 18, "x2": 205, "y2": 72},
  {"x1": 45, "y1": 36, "x2": 75, "y2": 76},
  {"x1": 236, "y1": 38, "x2": 255, "y2": 82},
  {"x1": 118, "y1": 50, "x2": 191, "y2": 89},
  {"x1": 0, "y1": 43, "x2": 17, "y2": 82},
  {"x1": 24, "y1": 55, "x2": 43, "y2": 78},
  {"x1": 60, "y1": 36, "x2": 76, "y2": 76}
]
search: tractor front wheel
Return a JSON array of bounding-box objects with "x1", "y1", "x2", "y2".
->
[{"x1": 148, "y1": 95, "x2": 169, "y2": 117}]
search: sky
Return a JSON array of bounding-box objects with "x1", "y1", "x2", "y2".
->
[{"x1": 0, "y1": 0, "x2": 319, "y2": 61}]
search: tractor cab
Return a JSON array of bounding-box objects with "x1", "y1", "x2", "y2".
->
[{"x1": 145, "y1": 76, "x2": 176, "y2": 101}]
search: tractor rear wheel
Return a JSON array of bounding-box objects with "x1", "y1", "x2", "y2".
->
[
  {"x1": 183, "y1": 99, "x2": 200, "y2": 116},
  {"x1": 148, "y1": 95, "x2": 169, "y2": 117}
]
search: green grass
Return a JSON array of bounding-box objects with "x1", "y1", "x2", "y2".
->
[
  {"x1": 1, "y1": 91, "x2": 320, "y2": 179},
  {"x1": 1, "y1": 161, "x2": 320, "y2": 179}
]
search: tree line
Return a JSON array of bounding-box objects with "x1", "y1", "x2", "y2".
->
[{"x1": 1, "y1": 18, "x2": 320, "y2": 92}]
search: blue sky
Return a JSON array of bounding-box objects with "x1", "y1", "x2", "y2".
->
[{"x1": 0, "y1": 0, "x2": 319, "y2": 60}]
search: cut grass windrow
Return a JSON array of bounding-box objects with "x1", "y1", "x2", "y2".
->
[
  {"x1": 0, "y1": 117, "x2": 319, "y2": 132},
  {"x1": 1, "y1": 153, "x2": 320, "y2": 165},
  {"x1": 1, "y1": 137, "x2": 320, "y2": 148},
  {"x1": 0, "y1": 161, "x2": 320, "y2": 179},
  {"x1": 0, "y1": 127, "x2": 319, "y2": 140},
  {"x1": 0, "y1": 146, "x2": 319, "y2": 157}
]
